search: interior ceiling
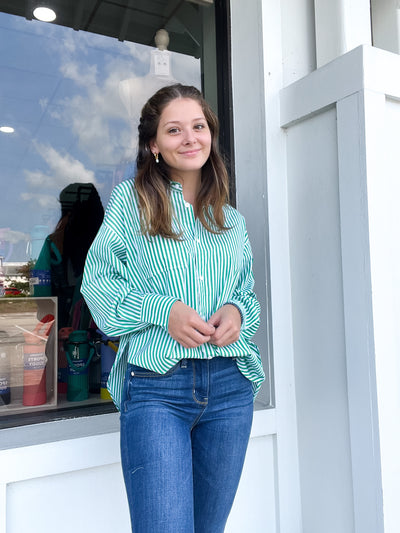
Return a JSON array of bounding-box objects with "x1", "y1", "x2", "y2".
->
[{"x1": 0, "y1": 0, "x2": 207, "y2": 57}]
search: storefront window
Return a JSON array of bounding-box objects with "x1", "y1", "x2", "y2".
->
[{"x1": 0, "y1": 1, "x2": 223, "y2": 428}]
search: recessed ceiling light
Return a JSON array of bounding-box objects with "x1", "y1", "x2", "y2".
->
[
  {"x1": 33, "y1": 6, "x2": 56, "y2": 22},
  {"x1": 0, "y1": 126, "x2": 15, "y2": 134}
]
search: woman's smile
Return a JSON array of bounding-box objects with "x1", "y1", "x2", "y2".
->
[{"x1": 179, "y1": 148, "x2": 202, "y2": 156}]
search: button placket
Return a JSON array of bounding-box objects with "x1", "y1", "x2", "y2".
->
[
  {"x1": 194, "y1": 221, "x2": 206, "y2": 330},
  {"x1": 182, "y1": 199, "x2": 207, "y2": 358}
]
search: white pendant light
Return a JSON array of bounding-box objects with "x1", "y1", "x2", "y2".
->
[{"x1": 33, "y1": 6, "x2": 57, "y2": 22}]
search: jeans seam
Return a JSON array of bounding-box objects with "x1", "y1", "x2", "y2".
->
[{"x1": 192, "y1": 360, "x2": 208, "y2": 406}]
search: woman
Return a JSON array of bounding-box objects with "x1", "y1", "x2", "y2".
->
[{"x1": 81, "y1": 84, "x2": 264, "y2": 533}]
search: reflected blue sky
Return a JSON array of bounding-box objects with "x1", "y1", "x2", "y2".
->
[{"x1": 0, "y1": 12, "x2": 200, "y2": 262}]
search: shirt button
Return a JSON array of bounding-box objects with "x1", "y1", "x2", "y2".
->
[
  {"x1": 199, "y1": 275, "x2": 204, "y2": 281},
  {"x1": 184, "y1": 201, "x2": 191, "y2": 208}
]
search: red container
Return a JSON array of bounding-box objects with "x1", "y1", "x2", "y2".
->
[{"x1": 22, "y1": 314, "x2": 54, "y2": 406}]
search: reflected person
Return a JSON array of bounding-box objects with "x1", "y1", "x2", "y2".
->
[{"x1": 33, "y1": 182, "x2": 104, "y2": 329}]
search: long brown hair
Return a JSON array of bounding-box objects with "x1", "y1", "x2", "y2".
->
[{"x1": 135, "y1": 84, "x2": 230, "y2": 239}]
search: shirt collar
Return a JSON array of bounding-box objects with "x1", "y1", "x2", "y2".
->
[{"x1": 169, "y1": 180, "x2": 183, "y2": 192}]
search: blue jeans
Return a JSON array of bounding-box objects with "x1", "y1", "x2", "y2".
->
[{"x1": 120, "y1": 357, "x2": 254, "y2": 533}]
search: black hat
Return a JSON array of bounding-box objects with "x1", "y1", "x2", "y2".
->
[{"x1": 59, "y1": 183, "x2": 97, "y2": 214}]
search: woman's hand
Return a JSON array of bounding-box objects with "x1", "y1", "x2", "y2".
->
[
  {"x1": 207, "y1": 304, "x2": 242, "y2": 347},
  {"x1": 168, "y1": 301, "x2": 215, "y2": 348}
]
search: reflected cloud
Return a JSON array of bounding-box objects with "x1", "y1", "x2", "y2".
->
[
  {"x1": 24, "y1": 142, "x2": 97, "y2": 192},
  {"x1": 52, "y1": 59, "x2": 132, "y2": 164},
  {"x1": 20, "y1": 192, "x2": 58, "y2": 210},
  {"x1": 0, "y1": 228, "x2": 29, "y2": 244},
  {"x1": 50, "y1": 34, "x2": 200, "y2": 164},
  {"x1": 60, "y1": 61, "x2": 98, "y2": 88}
]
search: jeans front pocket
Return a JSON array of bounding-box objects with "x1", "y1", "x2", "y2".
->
[
  {"x1": 129, "y1": 362, "x2": 181, "y2": 378},
  {"x1": 122, "y1": 362, "x2": 183, "y2": 413}
]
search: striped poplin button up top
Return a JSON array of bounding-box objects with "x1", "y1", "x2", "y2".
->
[{"x1": 81, "y1": 179, "x2": 265, "y2": 409}]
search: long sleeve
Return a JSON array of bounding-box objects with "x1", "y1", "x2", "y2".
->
[
  {"x1": 227, "y1": 229, "x2": 260, "y2": 340},
  {"x1": 81, "y1": 188, "x2": 178, "y2": 338}
]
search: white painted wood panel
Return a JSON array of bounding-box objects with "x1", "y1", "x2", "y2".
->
[
  {"x1": 366, "y1": 94, "x2": 400, "y2": 533},
  {"x1": 286, "y1": 107, "x2": 355, "y2": 533},
  {"x1": 314, "y1": 0, "x2": 371, "y2": 67},
  {"x1": 337, "y1": 92, "x2": 383, "y2": 533},
  {"x1": 232, "y1": 1, "x2": 303, "y2": 531},
  {"x1": 371, "y1": 0, "x2": 400, "y2": 54},
  {"x1": 281, "y1": 42, "x2": 400, "y2": 533},
  {"x1": 0, "y1": 410, "x2": 277, "y2": 533}
]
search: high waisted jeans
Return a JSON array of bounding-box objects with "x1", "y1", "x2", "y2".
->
[{"x1": 120, "y1": 357, "x2": 254, "y2": 533}]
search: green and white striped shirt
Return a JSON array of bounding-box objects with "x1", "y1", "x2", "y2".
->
[{"x1": 81, "y1": 179, "x2": 264, "y2": 409}]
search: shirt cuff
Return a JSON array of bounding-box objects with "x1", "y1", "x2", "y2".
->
[
  {"x1": 225, "y1": 301, "x2": 245, "y2": 328},
  {"x1": 141, "y1": 293, "x2": 179, "y2": 330}
]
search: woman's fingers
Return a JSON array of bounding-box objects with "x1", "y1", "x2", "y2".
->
[
  {"x1": 208, "y1": 305, "x2": 241, "y2": 347},
  {"x1": 168, "y1": 302, "x2": 241, "y2": 348},
  {"x1": 168, "y1": 301, "x2": 215, "y2": 347}
]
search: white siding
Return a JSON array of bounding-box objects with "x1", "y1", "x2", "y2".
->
[{"x1": 286, "y1": 107, "x2": 355, "y2": 532}]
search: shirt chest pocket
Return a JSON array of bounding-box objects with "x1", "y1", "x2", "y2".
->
[
  {"x1": 207, "y1": 232, "x2": 243, "y2": 276},
  {"x1": 143, "y1": 248, "x2": 189, "y2": 299}
]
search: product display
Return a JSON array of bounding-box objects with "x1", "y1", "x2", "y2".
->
[
  {"x1": 65, "y1": 329, "x2": 96, "y2": 401},
  {"x1": 0, "y1": 330, "x2": 11, "y2": 405},
  {"x1": 22, "y1": 313, "x2": 54, "y2": 406},
  {"x1": 0, "y1": 297, "x2": 118, "y2": 419},
  {"x1": 0, "y1": 297, "x2": 57, "y2": 416}
]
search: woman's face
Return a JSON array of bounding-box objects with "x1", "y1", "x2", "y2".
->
[{"x1": 150, "y1": 97, "x2": 212, "y2": 182}]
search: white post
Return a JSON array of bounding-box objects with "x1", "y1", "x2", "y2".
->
[
  {"x1": 0, "y1": 483, "x2": 6, "y2": 533},
  {"x1": 314, "y1": 0, "x2": 372, "y2": 67},
  {"x1": 371, "y1": 0, "x2": 400, "y2": 54}
]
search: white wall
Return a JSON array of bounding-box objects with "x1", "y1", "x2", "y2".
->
[
  {"x1": 281, "y1": 44, "x2": 400, "y2": 533},
  {"x1": 281, "y1": 0, "x2": 316, "y2": 86},
  {"x1": 366, "y1": 94, "x2": 400, "y2": 533},
  {"x1": 371, "y1": 0, "x2": 400, "y2": 54},
  {"x1": 286, "y1": 107, "x2": 355, "y2": 533},
  {"x1": 0, "y1": 411, "x2": 277, "y2": 533},
  {"x1": 314, "y1": 0, "x2": 371, "y2": 67},
  {"x1": 7, "y1": 463, "x2": 131, "y2": 533}
]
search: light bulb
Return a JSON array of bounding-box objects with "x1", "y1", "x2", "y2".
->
[{"x1": 33, "y1": 7, "x2": 56, "y2": 22}]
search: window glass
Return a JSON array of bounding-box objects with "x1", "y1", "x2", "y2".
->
[{"x1": 0, "y1": 9, "x2": 204, "y2": 427}]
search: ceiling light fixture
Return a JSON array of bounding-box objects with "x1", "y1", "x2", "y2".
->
[
  {"x1": 185, "y1": 0, "x2": 214, "y2": 5},
  {"x1": 0, "y1": 126, "x2": 15, "y2": 134},
  {"x1": 33, "y1": 6, "x2": 56, "y2": 22}
]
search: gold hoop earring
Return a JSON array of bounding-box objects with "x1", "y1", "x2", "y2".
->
[{"x1": 153, "y1": 152, "x2": 159, "y2": 164}]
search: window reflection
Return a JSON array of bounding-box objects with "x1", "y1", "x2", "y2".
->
[
  {"x1": 0, "y1": 12, "x2": 201, "y2": 420},
  {"x1": 0, "y1": 13, "x2": 201, "y2": 267}
]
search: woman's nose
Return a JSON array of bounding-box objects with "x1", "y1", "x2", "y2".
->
[{"x1": 182, "y1": 128, "x2": 196, "y2": 144}]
